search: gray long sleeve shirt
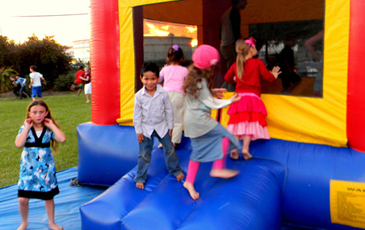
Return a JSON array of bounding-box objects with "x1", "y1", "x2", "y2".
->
[{"x1": 184, "y1": 78, "x2": 231, "y2": 138}]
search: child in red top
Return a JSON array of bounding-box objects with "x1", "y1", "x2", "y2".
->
[{"x1": 224, "y1": 37, "x2": 281, "y2": 160}]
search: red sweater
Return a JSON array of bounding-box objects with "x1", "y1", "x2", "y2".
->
[
  {"x1": 75, "y1": 70, "x2": 85, "y2": 84},
  {"x1": 224, "y1": 58, "x2": 275, "y2": 96}
]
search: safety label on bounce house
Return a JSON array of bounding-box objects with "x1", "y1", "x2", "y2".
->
[{"x1": 330, "y1": 180, "x2": 365, "y2": 228}]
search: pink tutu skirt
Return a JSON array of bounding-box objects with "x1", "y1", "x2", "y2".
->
[{"x1": 227, "y1": 93, "x2": 270, "y2": 140}]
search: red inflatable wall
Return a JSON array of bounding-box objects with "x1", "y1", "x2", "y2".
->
[
  {"x1": 90, "y1": 0, "x2": 120, "y2": 125},
  {"x1": 347, "y1": 0, "x2": 365, "y2": 152}
]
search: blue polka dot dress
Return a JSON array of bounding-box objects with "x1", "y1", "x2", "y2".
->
[{"x1": 17, "y1": 126, "x2": 59, "y2": 200}]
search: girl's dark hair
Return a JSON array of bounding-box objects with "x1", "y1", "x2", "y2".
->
[
  {"x1": 140, "y1": 62, "x2": 160, "y2": 77},
  {"x1": 184, "y1": 64, "x2": 215, "y2": 100},
  {"x1": 167, "y1": 45, "x2": 184, "y2": 64},
  {"x1": 26, "y1": 101, "x2": 60, "y2": 152}
]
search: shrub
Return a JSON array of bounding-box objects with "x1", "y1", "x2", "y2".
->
[
  {"x1": 0, "y1": 67, "x2": 16, "y2": 93},
  {"x1": 53, "y1": 70, "x2": 77, "y2": 91}
]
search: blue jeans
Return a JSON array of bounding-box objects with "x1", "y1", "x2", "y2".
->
[
  {"x1": 19, "y1": 85, "x2": 31, "y2": 99},
  {"x1": 134, "y1": 131, "x2": 182, "y2": 183}
]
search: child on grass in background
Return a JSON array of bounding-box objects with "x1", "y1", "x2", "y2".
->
[
  {"x1": 80, "y1": 67, "x2": 91, "y2": 103},
  {"x1": 183, "y1": 45, "x2": 242, "y2": 200},
  {"x1": 15, "y1": 101, "x2": 66, "y2": 230},
  {"x1": 15, "y1": 73, "x2": 32, "y2": 99},
  {"x1": 29, "y1": 65, "x2": 46, "y2": 101},
  {"x1": 224, "y1": 38, "x2": 281, "y2": 160},
  {"x1": 133, "y1": 62, "x2": 184, "y2": 190},
  {"x1": 158, "y1": 45, "x2": 188, "y2": 147},
  {"x1": 74, "y1": 66, "x2": 85, "y2": 97}
]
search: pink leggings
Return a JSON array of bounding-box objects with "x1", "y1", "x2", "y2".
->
[{"x1": 186, "y1": 137, "x2": 230, "y2": 184}]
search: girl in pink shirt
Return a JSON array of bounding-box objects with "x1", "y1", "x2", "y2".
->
[{"x1": 159, "y1": 45, "x2": 188, "y2": 147}]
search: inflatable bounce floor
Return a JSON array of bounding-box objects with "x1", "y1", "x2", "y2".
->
[
  {"x1": 0, "y1": 167, "x2": 106, "y2": 230},
  {"x1": 77, "y1": 123, "x2": 365, "y2": 230},
  {"x1": 1, "y1": 123, "x2": 365, "y2": 229}
]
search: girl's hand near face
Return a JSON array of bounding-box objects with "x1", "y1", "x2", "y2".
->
[
  {"x1": 43, "y1": 118, "x2": 54, "y2": 128},
  {"x1": 15, "y1": 118, "x2": 33, "y2": 148},
  {"x1": 24, "y1": 118, "x2": 33, "y2": 128},
  {"x1": 44, "y1": 118, "x2": 66, "y2": 143}
]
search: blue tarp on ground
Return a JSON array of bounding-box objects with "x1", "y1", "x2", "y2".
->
[{"x1": 0, "y1": 167, "x2": 106, "y2": 230}]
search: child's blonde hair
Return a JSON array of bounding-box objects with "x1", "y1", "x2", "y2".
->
[
  {"x1": 235, "y1": 38, "x2": 253, "y2": 80},
  {"x1": 26, "y1": 101, "x2": 60, "y2": 152}
]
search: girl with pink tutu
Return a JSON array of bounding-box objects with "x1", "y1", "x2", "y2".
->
[{"x1": 224, "y1": 37, "x2": 281, "y2": 160}]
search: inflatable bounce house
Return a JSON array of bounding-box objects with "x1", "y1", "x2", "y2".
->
[{"x1": 77, "y1": 0, "x2": 365, "y2": 229}]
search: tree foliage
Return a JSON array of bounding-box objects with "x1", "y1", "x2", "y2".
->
[
  {"x1": 0, "y1": 34, "x2": 73, "y2": 90},
  {"x1": 0, "y1": 67, "x2": 16, "y2": 93}
]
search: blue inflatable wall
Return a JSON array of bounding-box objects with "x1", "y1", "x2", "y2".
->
[
  {"x1": 77, "y1": 124, "x2": 139, "y2": 186},
  {"x1": 77, "y1": 123, "x2": 365, "y2": 229}
]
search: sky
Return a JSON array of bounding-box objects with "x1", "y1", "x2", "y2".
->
[{"x1": 0, "y1": 0, "x2": 90, "y2": 46}]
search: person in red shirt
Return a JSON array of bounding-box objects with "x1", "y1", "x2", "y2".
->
[
  {"x1": 74, "y1": 66, "x2": 85, "y2": 96},
  {"x1": 224, "y1": 37, "x2": 281, "y2": 160}
]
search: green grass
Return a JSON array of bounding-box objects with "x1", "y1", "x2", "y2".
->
[{"x1": 0, "y1": 92, "x2": 91, "y2": 188}]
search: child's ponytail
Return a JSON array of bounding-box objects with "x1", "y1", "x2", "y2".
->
[{"x1": 235, "y1": 38, "x2": 254, "y2": 80}]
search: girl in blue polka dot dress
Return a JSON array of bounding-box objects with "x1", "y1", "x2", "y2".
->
[{"x1": 15, "y1": 101, "x2": 66, "y2": 230}]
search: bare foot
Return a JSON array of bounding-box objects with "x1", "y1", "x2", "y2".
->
[
  {"x1": 136, "y1": 182, "x2": 145, "y2": 189},
  {"x1": 242, "y1": 150, "x2": 252, "y2": 160},
  {"x1": 183, "y1": 181, "x2": 200, "y2": 200},
  {"x1": 230, "y1": 149, "x2": 239, "y2": 160},
  {"x1": 17, "y1": 223, "x2": 28, "y2": 230},
  {"x1": 157, "y1": 143, "x2": 163, "y2": 148},
  {"x1": 176, "y1": 172, "x2": 185, "y2": 181},
  {"x1": 86, "y1": 101, "x2": 90, "y2": 103},
  {"x1": 210, "y1": 169, "x2": 239, "y2": 179},
  {"x1": 49, "y1": 223, "x2": 63, "y2": 230}
]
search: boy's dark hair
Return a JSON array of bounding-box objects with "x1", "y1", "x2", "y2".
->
[
  {"x1": 140, "y1": 62, "x2": 159, "y2": 77},
  {"x1": 79, "y1": 65, "x2": 84, "y2": 70},
  {"x1": 30, "y1": 65, "x2": 37, "y2": 71},
  {"x1": 15, "y1": 73, "x2": 21, "y2": 77}
]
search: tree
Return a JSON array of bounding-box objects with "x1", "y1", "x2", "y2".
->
[
  {"x1": 14, "y1": 34, "x2": 73, "y2": 87},
  {"x1": 0, "y1": 36, "x2": 16, "y2": 68},
  {"x1": 0, "y1": 66, "x2": 16, "y2": 93}
]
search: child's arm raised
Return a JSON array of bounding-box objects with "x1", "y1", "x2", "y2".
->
[
  {"x1": 15, "y1": 118, "x2": 33, "y2": 148},
  {"x1": 258, "y1": 60, "x2": 280, "y2": 82},
  {"x1": 44, "y1": 118, "x2": 66, "y2": 143}
]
